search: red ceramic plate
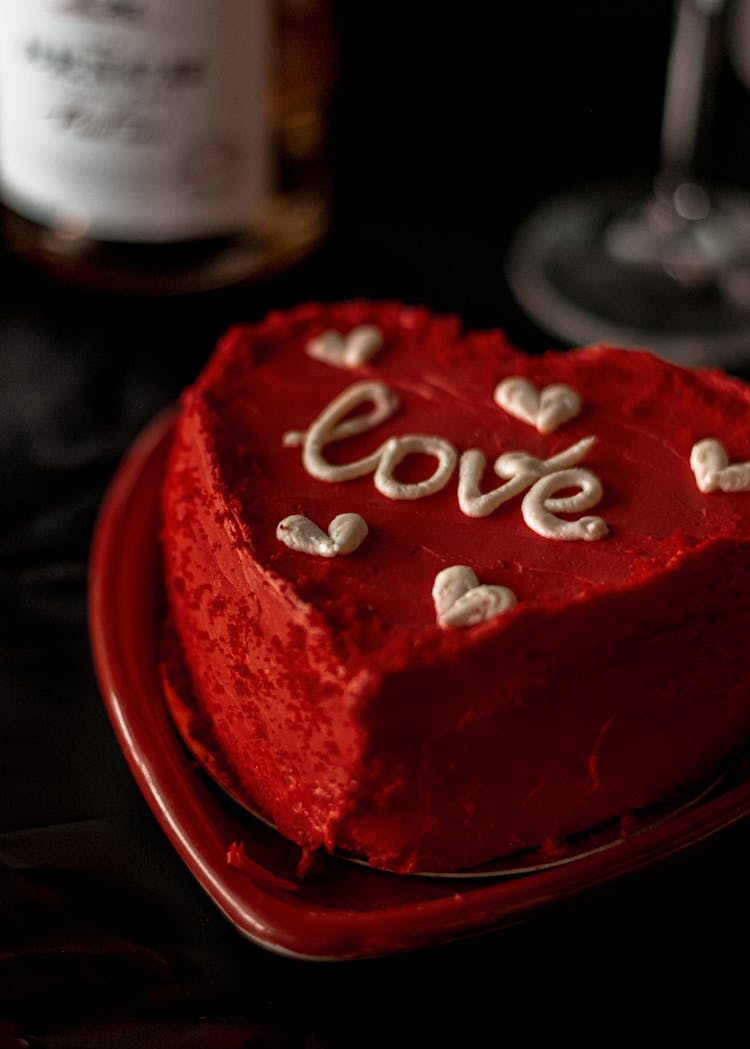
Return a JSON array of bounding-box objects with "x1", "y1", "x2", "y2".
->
[{"x1": 89, "y1": 409, "x2": 750, "y2": 961}]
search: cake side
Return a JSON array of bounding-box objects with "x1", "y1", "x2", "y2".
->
[{"x1": 163, "y1": 391, "x2": 378, "y2": 852}]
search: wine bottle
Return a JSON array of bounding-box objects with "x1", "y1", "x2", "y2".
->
[{"x1": 0, "y1": 0, "x2": 332, "y2": 294}]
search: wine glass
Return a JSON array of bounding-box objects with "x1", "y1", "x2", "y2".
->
[{"x1": 506, "y1": 0, "x2": 750, "y2": 368}]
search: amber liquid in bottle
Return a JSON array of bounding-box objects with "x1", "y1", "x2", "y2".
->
[{"x1": 0, "y1": 0, "x2": 332, "y2": 294}]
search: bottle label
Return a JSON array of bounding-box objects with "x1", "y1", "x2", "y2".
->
[{"x1": 0, "y1": 0, "x2": 272, "y2": 242}]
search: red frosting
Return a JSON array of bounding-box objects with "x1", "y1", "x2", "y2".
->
[{"x1": 162, "y1": 301, "x2": 750, "y2": 872}]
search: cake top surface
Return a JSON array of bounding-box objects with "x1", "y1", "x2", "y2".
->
[{"x1": 182, "y1": 300, "x2": 750, "y2": 663}]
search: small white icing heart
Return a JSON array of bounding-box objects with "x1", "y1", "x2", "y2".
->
[
  {"x1": 432, "y1": 565, "x2": 517, "y2": 629},
  {"x1": 306, "y1": 326, "x2": 383, "y2": 369},
  {"x1": 494, "y1": 376, "x2": 582, "y2": 433},
  {"x1": 276, "y1": 513, "x2": 368, "y2": 557},
  {"x1": 690, "y1": 438, "x2": 750, "y2": 493}
]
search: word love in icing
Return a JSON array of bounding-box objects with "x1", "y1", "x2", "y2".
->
[
  {"x1": 494, "y1": 376, "x2": 582, "y2": 434},
  {"x1": 433, "y1": 565, "x2": 517, "y2": 629},
  {"x1": 284, "y1": 380, "x2": 608, "y2": 541},
  {"x1": 690, "y1": 438, "x2": 750, "y2": 493},
  {"x1": 306, "y1": 326, "x2": 384, "y2": 369},
  {"x1": 276, "y1": 512, "x2": 368, "y2": 557}
]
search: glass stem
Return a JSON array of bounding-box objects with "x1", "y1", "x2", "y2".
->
[{"x1": 658, "y1": 0, "x2": 727, "y2": 195}]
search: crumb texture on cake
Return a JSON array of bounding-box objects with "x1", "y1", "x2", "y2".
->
[{"x1": 162, "y1": 301, "x2": 750, "y2": 873}]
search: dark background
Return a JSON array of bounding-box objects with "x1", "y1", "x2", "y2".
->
[{"x1": 4, "y1": 1, "x2": 750, "y2": 1044}]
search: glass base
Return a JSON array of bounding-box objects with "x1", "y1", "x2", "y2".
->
[{"x1": 506, "y1": 181, "x2": 750, "y2": 369}]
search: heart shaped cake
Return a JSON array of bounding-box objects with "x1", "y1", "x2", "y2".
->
[{"x1": 162, "y1": 301, "x2": 750, "y2": 873}]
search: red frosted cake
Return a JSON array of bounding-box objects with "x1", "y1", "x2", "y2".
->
[{"x1": 161, "y1": 301, "x2": 750, "y2": 874}]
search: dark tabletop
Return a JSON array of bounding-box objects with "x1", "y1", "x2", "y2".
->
[{"x1": 4, "y1": 2, "x2": 750, "y2": 1044}]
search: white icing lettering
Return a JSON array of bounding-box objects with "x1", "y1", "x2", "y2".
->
[
  {"x1": 374, "y1": 434, "x2": 458, "y2": 500},
  {"x1": 276, "y1": 513, "x2": 368, "y2": 557},
  {"x1": 690, "y1": 438, "x2": 750, "y2": 493},
  {"x1": 458, "y1": 435, "x2": 597, "y2": 518},
  {"x1": 283, "y1": 380, "x2": 458, "y2": 501},
  {"x1": 458, "y1": 449, "x2": 531, "y2": 518},
  {"x1": 433, "y1": 565, "x2": 517, "y2": 629},
  {"x1": 306, "y1": 325, "x2": 384, "y2": 368},
  {"x1": 284, "y1": 380, "x2": 400, "y2": 482},
  {"x1": 522, "y1": 468, "x2": 608, "y2": 541},
  {"x1": 494, "y1": 376, "x2": 582, "y2": 433}
]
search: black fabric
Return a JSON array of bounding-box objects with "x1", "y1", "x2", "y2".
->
[{"x1": 3, "y1": 3, "x2": 750, "y2": 1044}]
